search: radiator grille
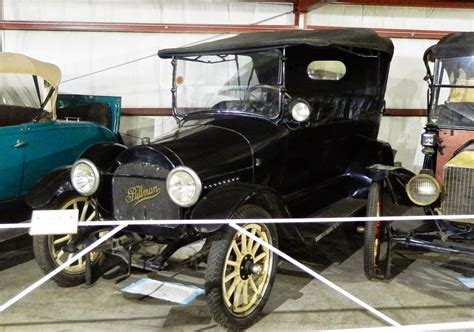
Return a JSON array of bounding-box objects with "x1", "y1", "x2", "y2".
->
[
  {"x1": 112, "y1": 163, "x2": 179, "y2": 221},
  {"x1": 442, "y1": 164, "x2": 474, "y2": 215}
]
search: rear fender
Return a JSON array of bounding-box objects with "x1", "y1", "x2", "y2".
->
[
  {"x1": 367, "y1": 164, "x2": 415, "y2": 205},
  {"x1": 190, "y1": 183, "x2": 290, "y2": 234}
]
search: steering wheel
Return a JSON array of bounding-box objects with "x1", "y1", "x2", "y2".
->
[
  {"x1": 33, "y1": 109, "x2": 52, "y2": 122},
  {"x1": 245, "y1": 84, "x2": 281, "y2": 113}
]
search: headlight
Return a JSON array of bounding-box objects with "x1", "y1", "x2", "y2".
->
[
  {"x1": 406, "y1": 174, "x2": 441, "y2": 206},
  {"x1": 290, "y1": 100, "x2": 311, "y2": 122},
  {"x1": 71, "y1": 159, "x2": 100, "y2": 196},
  {"x1": 166, "y1": 166, "x2": 202, "y2": 207}
]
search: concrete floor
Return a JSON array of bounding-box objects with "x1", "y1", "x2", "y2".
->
[{"x1": 0, "y1": 218, "x2": 473, "y2": 331}]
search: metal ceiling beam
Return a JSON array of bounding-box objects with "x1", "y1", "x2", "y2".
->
[
  {"x1": 0, "y1": 20, "x2": 296, "y2": 33},
  {"x1": 308, "y1": 25, "x2": 454, "y2": 39},
  {"x1": 331, "y1": 0, "x2": 474, "y2": 9}
]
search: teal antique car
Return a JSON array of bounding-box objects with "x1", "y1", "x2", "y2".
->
[{"x1": 0, "y1": 52, "x2": 121, "y2": 221}]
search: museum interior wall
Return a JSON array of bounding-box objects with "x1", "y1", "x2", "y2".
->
[{"x1": 1, "y1": 1, "x2": 472, "y2": 169}]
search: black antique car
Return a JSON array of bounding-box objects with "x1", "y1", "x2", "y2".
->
[
  {"x1": 363, "y1": 32, "x2": 474, "y2": 281},
  {"x1": 28, "y1": 29, "x2": 407, "y2": 329}
]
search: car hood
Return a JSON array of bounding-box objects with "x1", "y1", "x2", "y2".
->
[{"x1": 150, "y1": 116, "x2": 285, "y2": 181}]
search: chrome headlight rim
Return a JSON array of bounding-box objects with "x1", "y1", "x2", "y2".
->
[
  {"x1": 166, "y1": 166, "x2": 202, "y2": 208},
  {"x1": 70, "y1": 158, "x2": 100, "y2": 196},
  {"x1": 406, "y1": 173, "x2": 441, "y2": 206}
]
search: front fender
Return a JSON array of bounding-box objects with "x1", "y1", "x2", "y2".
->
[
  {"x1": 367, "y1": 164, "x2": 415, "y2": 205},
  {"x1": 26, "y1": 167, "x2": 73, "y2": 209},
  {"x1": 190, "y1": 183, "x2": 289, "y2": 234},
  {"x1": 26, "y1": 143, "x2": 127, "y2": 210},
  {"x1": 80, "y1": 142, "x2": 127, "y2": 170}
]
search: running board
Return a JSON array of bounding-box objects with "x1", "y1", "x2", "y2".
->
[
  {"x1": 309, "y1": 198, "x2": 366, "y2": 219},
  {"x1": 305, "y1": 198, "x2": 366, "y2": 244}
]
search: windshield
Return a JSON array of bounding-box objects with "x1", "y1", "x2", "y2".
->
[
  {"x1": 174, "y1": 50, "x2": 282, "y2": 119},
  {"x1": 430, "y1": 56, "x2": 474, "y2": 128},
  {"x1": 0, "y1": 73, "x2": 48, "y2": 108}
]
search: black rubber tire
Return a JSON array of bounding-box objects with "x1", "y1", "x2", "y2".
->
[
  {"x1": 33, "y1": 194, "x2": 105, "y2": 287},
  {"x1": 205, "y1": 205, "x2": 278, "y2": 330},
  {"x1": 363, "y1": 181, "x2": 387, "y2": 280}
]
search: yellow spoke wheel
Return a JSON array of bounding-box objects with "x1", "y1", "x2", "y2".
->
[
  {"x1": 48, "y1": 196, "x2": 102, "y2": 274},
  {"x1": 205, "y1": 205, "x2": 278, "y2": 330},
  {"x1": 33, "y1": 194, "x2": 106, "y2": 287},
  {"x1": 222, "y1": 223, "x2": 271, "y2": 314}
]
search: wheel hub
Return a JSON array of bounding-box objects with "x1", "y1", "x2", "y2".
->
[{"x1": 240, "y1": 254, "x2": 254, "y2": 280}]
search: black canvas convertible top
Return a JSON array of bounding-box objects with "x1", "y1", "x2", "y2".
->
[
  {"x1": 424, "y1": 32, "x2": 474, "y2": 61},
  {"x1": 158, "y1": 28, "x2": 394, "y2": 59}
]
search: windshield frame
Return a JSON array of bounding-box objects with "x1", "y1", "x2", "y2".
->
[
  {"x1": 170, "y1": 48, "x2": 286, "y2": 125},
  {"x1": 428, "y1": 56, "x2": 474, "y2": 129}
]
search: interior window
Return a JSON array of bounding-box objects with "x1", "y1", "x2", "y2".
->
[{"x1": 307, "y1": 60, "x2": 346, "y2": 81}]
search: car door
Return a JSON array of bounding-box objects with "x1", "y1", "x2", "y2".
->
[
  {"x1": 21, "y1": 120, "x2": 116, "y2": 196},
  {"x1": 0, "y1": 124, "x2": 26, "y2": 200}
]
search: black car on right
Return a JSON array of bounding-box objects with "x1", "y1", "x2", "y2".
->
[{"x1": 364, "y1": 32, "x2": 474, "y2": 280}]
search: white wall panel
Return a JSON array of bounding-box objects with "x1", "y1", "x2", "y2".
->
[
  {"x1": 3, "y1": 0, "x2": 293, "y2": 25},
  {"x1": 378, "y1": 116, "x2": 425, "y2": 172},
  {"x1": 308, "y1": 5, "x2": 474, "y2": 31},
  {"x1": 3, "y1": 30, "x2": 226, "y2": 108},
  {"x1": 385, "y1": 38, "x2": 433, "y2": 110}
]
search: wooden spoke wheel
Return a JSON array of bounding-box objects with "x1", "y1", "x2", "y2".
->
[
  {"x1": 205, "y1": 205, "x2": 278, "y2": 330},
  {"x1": 364, "y1": 181, "x2": 391, "y2": 280},
  {"x1": 33, "y1": 194, "x2": 106, "y2": 287}
]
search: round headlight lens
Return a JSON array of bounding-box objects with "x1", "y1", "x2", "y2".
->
[
  {"x1": 166, "y1": 166, "x2": 202, "y2": 207},
  {"x1": 71, "y1": 159, "x2": 100, "y2": 196},
  {"x1": 290, "y1": 101, "x2": 311, "y2": 122},
  {"x1": 406, "y1": 174, "x2": 441, "y2": 206}
]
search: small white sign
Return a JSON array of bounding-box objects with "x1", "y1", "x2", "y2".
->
[{"x1": 30, "y1": 209, "x2": 79, "y2": 236}]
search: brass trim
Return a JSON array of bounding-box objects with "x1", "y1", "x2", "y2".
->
[{"x1": 406, "y1": 173, "x2": 441, "y2": 206}]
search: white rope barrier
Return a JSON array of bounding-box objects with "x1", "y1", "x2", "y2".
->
[
  {"x1": 325, "y1": 320, "x2": 474, "y2": 331},
  {"x1": 229, "y1": 222, "x2": 401, "y2": 327},
  {"x1": 0, "y1": 224, "x2": 127, "y2": 313},
  {"x1": 1, "y1": 214, "x2": 474, "y2": 230},
  {"x1": 1, "y1": 215, "x2": 472, "y2": 329}
]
